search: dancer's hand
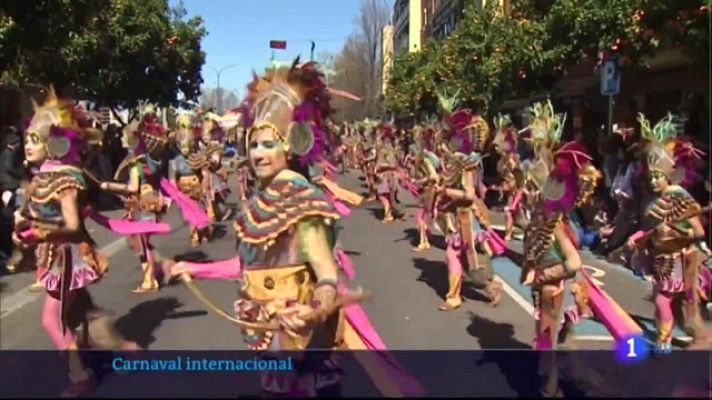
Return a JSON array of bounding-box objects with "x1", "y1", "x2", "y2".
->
[
  {"x1": 277, "y1": 304, "x2": 315, "y2": 337},
  {"x1": 100, "y1": 182, "x2": 110, "y2": 190},
  {"x1": 169, "y1": 261, "x2": 193, "y2": 278},
  {"x1": 655, "y1": 223, "x2": 672, "y2": 236},
  {"x1": 11, "y1": 232, "x2": 23, "y2": 246}
]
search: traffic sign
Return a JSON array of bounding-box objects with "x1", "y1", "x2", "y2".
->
[{"x1": 601, "y1": 55, "x2": 621, "y2": 96}]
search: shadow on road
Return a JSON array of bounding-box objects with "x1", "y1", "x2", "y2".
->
[
  {"x1": 173, "y1": 251, "x2": 210, "y2": 262},
  {"x1": 400, "y1": 228, "x2": 447, "y2": 251},
  {"x1": 466, "y1": 313, "x2": 538, "y2": 397},
  {"x1": 210, "y1": 225, "x2": 228, "y2": 241},
  {"x1": 401, "y1": 228, "x2": 420, "y2": 247},
  {"x1": 466, "y1": 313, "x2": 529, "y2": 349},
  {"x1": 503, "y1": 248, "x2": 525, "y2": 266},
  {"x1": 366, "y1": 207, "x2": 384, "y2": 220},
  {"x1": 115, "y1": 297, "x2": 205, "y2": 348},
  {"x1": 413, "y1": 257, "x2": 448, "y2": 299},
  {"x1": 413, "y1": 257, "x2": 495, "y2": 305}
]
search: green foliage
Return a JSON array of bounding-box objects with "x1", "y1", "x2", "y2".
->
[
  {"x1": 0, "y1": 0, "x2": 206, "y2": 111},
  {"x1": 384, "y1": 0, "x2": 710, "y2": 118},
  {"x1": 384, "y1": 40, "x2": 442, "y2": 117}
]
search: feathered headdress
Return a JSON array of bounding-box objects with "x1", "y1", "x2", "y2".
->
[
  {"x1": 242, "y1": 57, "x2": 332, "y2": 166},
  {"x1": 122, "y1": 103, "x2": 169, "y2": 155},
  {"x1": 27, "y1": 86, "x2": 93, "y2": 165},
  {"x1": 435, "y1": 89, "x2": 460, "y2": 116},
  {"x1": 492, "y1": 113, "x2": 517, "y2": 153},
  {"x1": 378, "y1": 123, "x2": 395, "y2": 144},
  {"x1": 524, "y1": 101, "x2": 597, "y2": 213},
  {"x1": 526, "y1": 100, "x2": 566, "y2": 152},
  {"x1": 435, "y1": 89, "x2": 473, "y2": 154},
  {"x1": 176, "y1": 112, "x2": 194, "y2": 130},
  {"x1": 638, "y1": 112, "x2": 703, "y2": 186},
  {"x1": 465, "y1": 115, "x2": 490, "y2": 153}
]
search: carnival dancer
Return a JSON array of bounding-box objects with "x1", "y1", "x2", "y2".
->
[
  {"x1": 432, "y1": 91, "x2": 502, "y2": 311},
  {"x1": 374, "y1": 123, "x2": 403, "y2": 223},
  {"x1": 409, "y1": 125, "x2": 440, "y2": 252},
  {"x1": 13, "y1": 88, "x2": 145, "y2": 396},
  {"x1": 101, "y1": 106, "x2": 175, "y2": 293},
  {"x1": 167, "y1": 60, "x2": 422, "y2": 397},
  {"x1": 201, "y1": 113, "x2": 233, "y2": 220},
  {"x1": 360, "y1": 120, "x2": 379, "y2": 201},
  {"x1": 465, "y1": 112, "x2": 508, "y2": 257},
  {"x1": 627, "y1": 113, "x2": 711, "y2": 351},
  {"x1": 520, "y1": 101, "x2": 608, "y2": 349},
  {"x1": 491, "y1": 114, "x2": 523, "y2": 241},
  {"x1": 169, "y1": 115, "x2": 211, "y2": 247}
]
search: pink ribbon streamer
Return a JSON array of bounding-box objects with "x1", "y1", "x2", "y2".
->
[
  {"x1": 581, "y1": 267, "x2": 643, "y2": 341},
  {"x1": 87, "y1": 211, "x2": 171, "y2": 235},
  {"x1": 159, "y1": 178, "x2": 212, "y2": 229}
]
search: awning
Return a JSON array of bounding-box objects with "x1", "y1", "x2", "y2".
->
[
  {"x1": 499, "y1": 92, "x2": 549, "y2": 110},
  {"x1": 552, "y1": 76, "x2": 597, "y2": 99}
]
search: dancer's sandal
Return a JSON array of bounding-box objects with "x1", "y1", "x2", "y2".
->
[
  {"x1": 489, "y1": 281, "x2": 503, "y2": 307},
  {"x1": 29, "y1": 280, "x2": 44, "y2": 292},
  {"x1": 132, "y1": 281, "x2": 159, "y2": 294},
  {"x1": 438, "y1": 300, "x2": 461, "y2": 311},
  {"x1": 411, "y1": 243, "x2": 431, "y2": 252}
]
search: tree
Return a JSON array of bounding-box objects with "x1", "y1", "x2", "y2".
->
[
  {"x1": 356, "y1": 0, "x2": 390, "y2": 117},
  {"x1": 1, "y1": 0, "x2": 206, "y2": 124},
  {"x1": 384, "y1": 41, "x2": 442, "y2": 118},
  {"x1": 330, "y1": 35, "x2": 371, "y2": 121}
]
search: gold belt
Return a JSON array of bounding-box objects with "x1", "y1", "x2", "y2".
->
[
  {"x1": 178, "y1": 175, "x2": 199, "y2": 185},
  {"x1": 241, "y1": 264, "x2": 314, "y2": 303}
]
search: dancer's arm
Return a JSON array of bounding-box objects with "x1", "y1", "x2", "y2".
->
[
  {"x1": 556, "y1": 221, "x2": 582, "y2": 274},
  {"x1": 23, "y1": 189, "x2": 82, "y2": 242},
  {"x1": 101, "y1": 166, "x2": 140, "y2": 194},
  {"x1": 443, "y1": 170, "x2": 476, "y2": 204},
  {"x1": 171, "y1": 256, "x2": 242, "y2": 280},
  {"x1": 278, "y1": 217, "x2": 339, "y2": 334}
]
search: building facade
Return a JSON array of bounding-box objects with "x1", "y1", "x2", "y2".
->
[
  {"x1": 393, "y1": 0, "x2": 410, "y2": 55},
  {"x1": 429, "y1": 0, "x2": 467, "y2": 39},
  {"x1": 382, "y1": 24, "x2": 395, "y2": 95},
  {"x1": 393, "y1": 0, "x2": 425, "y2": 54}
]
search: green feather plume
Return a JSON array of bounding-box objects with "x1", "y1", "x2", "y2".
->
[
  {"x1": 435, "y1": 89, "x2": 460, "y2": 114},
  {"x1": 638, "y1": 112, "x2": 681, "y2": 144},
  {"x1": 525, "y1": 100, "x2": 565, "y2": 149}
]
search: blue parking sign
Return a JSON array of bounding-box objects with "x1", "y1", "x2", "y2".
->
[{"x1": 601, "y1": 56, "x2": 621, "y2": 96}]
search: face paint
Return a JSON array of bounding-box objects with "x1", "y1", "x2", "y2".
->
[
  {"x1": 24, "y1": 132, "x2": 47, "y2": 163},
  {"x1": 649, "y1": 170, "x2": 669, "y2": 193},
  {"x1": 248, "y1": 128, "x2": 289, "y2": 180}
]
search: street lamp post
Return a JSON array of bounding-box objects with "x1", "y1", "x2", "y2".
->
[{"x1": 205, "y1": 64, "x2": 238, "y2": 114}]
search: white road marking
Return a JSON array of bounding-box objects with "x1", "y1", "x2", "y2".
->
[
  {"x1": 575, "y1": 335, "x2": 615, "y2": 342},
  {"x1": 493, "y1": 275, "x2": 535, "y2": 315},
  {"x1": 584, "y1": 265, "x2": 605, "y2": 287},
  {"x1": 0, "y1": 237, "x2": 127, "y2": 319},
  {"x1": 493, "y1": 276, "x2": 613, "y2": 343}
]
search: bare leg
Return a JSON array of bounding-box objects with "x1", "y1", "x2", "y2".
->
[
  {"x1": 42, "y1": 293, "x2": 96, "y2": 396},
  {"x1": 412, "y1": 208, "x2": 430, "y2": 251},
  {"x1": 379, "y1": 194, "x2": 393, "y2": 222},
  {"x1": 440, "y1": 243, "x2": 463, "y2": 311},
  {"x1": 133, "y1": 234, "x2": 158, "y2": 293},
  {"x1": 654, "y1": 291, "x2": 674, "y2": 352}
]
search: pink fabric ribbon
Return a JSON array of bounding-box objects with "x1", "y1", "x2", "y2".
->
[
  {"x1": 159, "y1": 178, "x2": 212, "y2": 229},
  {"x1": 87, "y1": 210, "x2": 171, "y2": 235}
]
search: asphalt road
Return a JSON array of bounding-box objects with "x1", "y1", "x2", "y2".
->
[{"x1": 1, "y1": 170, "x2": 710, "y2": 351}]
